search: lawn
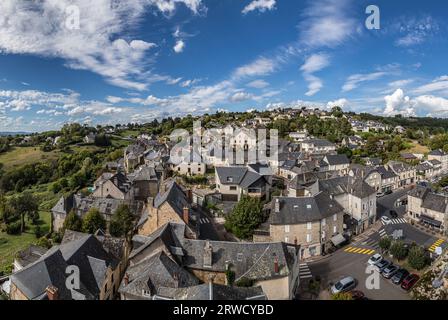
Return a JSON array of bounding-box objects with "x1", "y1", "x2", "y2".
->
[
  {"x1": 0, "y1": 146, "x2": 58, "y2": 171},
  {"x1": 0, "y1": 211, "x2": 51, "y2": 274},
  {"x1": 405, "y1": 140, "x2": 430, "y2": 154}
]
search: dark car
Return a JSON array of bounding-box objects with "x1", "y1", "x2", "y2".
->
[
  {"x1": 401, "y1": 274, "x2": 420, "y2": 290},
  {"x1": 382, "y1": 264, "x2": 399, "y2": 279},
  {"x1": 350, "y1": 290, "x2": 366, "y2": 300},
  {"x1": 392, "y1": 268, "x2": 410, "y2": 285},
  {"x1": 385, "y1": 190, "x2": 393, "y2": 195},
  {"x1": 374, "y1": 259, "x2": 391, "y2": 273},
  {"x1": 390, "y1": 210, "x2": 398, "y2": 218}
]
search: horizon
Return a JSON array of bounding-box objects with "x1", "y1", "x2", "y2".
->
[{"x1": 1, "y1": 0, "x2": 448, "y2": 132}]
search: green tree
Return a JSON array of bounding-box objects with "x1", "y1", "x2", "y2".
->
[
  {"x1": 408, "y1": 245, "x2": 428, "y2": 270},
  {"x1": 82, "y1": 208, "x2": 106, "y2": 234},
  {"x1": 379, "y1": 236, "x2": 392, "y2": 252},
  {"x1": 390, "y1": 241, "x2": 408, "y2": 260},
  {"x1": 224, "y1": 196, "x2": 263, "y2": 240},
  {"x1": 63, "y1": 210, "x2": 83, "y2": 232},
  {"x1": 8, "y1": 192, "x2": 39, "y2": 232},
  {"x1": 109, "y1": 205, "x2": 134, "y2": 238}
]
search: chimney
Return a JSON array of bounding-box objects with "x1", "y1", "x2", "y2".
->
[
  {"x1": 186, "y1": 189, "x2": 193, "y2": 204},
  {"x1": 124, "y1": 273, "x2": 130, "y2": 286},
  {"x1": 274, "y1": 255, "x2": 279, "y2": 274},
  {"x1": 183, "y1": 207, "x2": 190, "y2": 225},
  {"x1": 46, "y1": 285, "x2": 59, "y2": 301},
  {"x1": 203, "y1": 240, "x2": 213, "y2": 268},
  {"x1": 274, "y1": 198, "x2": 280, "y2": 213}
]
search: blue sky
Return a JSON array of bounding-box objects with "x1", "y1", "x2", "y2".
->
[{"x1": 1, "y1": 0, "x2": 448, "y2": 132}]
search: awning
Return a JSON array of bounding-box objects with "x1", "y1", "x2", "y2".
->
[
  {"x1": 420, "y1": 215, "x2": 442, "y2": 227},
  {"x1": 331, "y1": 233, "x2": 346, "y2": 246}
]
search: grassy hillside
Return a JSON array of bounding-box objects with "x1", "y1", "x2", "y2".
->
[{"x1": 0, "y1": 146, "x2": 58, "y2": 171}]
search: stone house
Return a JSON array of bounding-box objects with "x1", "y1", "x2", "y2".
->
[
  {"x1": 136, "y1": 179, "x2": 199, "y2": 239},
  {"x1": 407, "y1": 186, "x2": 448, "y2": 235},
  {"x1": 10, "y1": 232, "x2": 122, "y2": 300},
  {"x1": 122, "y1": 222, "x2": 300, "y2": 300},
  {"x1": 92, "y1": 172, "x2": 134, "y2": 200},
  {"x1": 215, "y1": 166, "x2": 271, "y2": 202},
  {"x1": 386, "y1": 161, "x2": 416, "y2": 187},
  {"x1": 254, "y1": 192, "x2": 345, "y2": 259}
]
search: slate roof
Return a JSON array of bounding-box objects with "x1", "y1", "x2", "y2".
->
[
  {"x1": 324, "y1": 154, "x2": 350, "y2": 166},
  {"x1": 155, "y1": 283, "x2": 266, "y2": 300},
  {"x1": 387, "y1": 161, "x2": 414, "y2": 173},
  {"x1": 119, "y1": 251, "x2": 199, "y2": 298},
  {"x1": 429, "y1": 149, "x2": 446, "y2": 156},
  {"x1": 153, "y1": 179, "x2": 190, "y2": 219},
  {"x1": 304, "y1": 138, "x2": 335, "y2": 147},
  {"x1": 429, "y1": 159, "x2": 442, "y2": 166},
  {"x1": 127, "y1": 165, "x2": 158, "y2": 182},
  {"x1": 268, "y1": 192, "x2": 343, "y2": 225},
  {"x1": 52, "y1": 194, "x2": 145, "y2": 221},
  {"x1": 181, "y1": 240, "x2": 297, "y2": 282},
  {"x1": 15, "y1": 245, "x2": 47, "y2": 269},
  {"x1": 216, "y1": 166, "x2": 268, "y2": 189},
  {"x1": 376, "y1": 166, "x2": 398, "y2": 180},
  {"x1": 317, "y1": 176, "x2": 376, "y2": 199},
  {"x1": 409, "y1": 186, "x2": 448, "y2": 213},
  {"x1": 10, "y1": 233, "x2": 118, "y2": 300}
]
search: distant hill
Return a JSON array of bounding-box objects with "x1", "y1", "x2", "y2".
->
[{"x1": 0, "y1": 131, "x2": 30, "y2": 136}]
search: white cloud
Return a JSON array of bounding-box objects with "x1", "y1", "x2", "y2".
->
[
  {"x1": 388, "y1": 79, "x2": 414, "y2": 88},
  {"x1": 242, "y1": 0, "x2": 276, "y2": 15},
  {"x1": 247, "y1": 79, "x2": 269, "y2": 89},
  {"x1": 299, "y1": 0, "x2": 356, "y2": 48},
  {"x1": 230, "y1": 91, "x2": 253, "y2": 102},
  {"x1": 384, "y1": 89, "x2": 414, "y2": 116},
  {"x1": 0, "y1": 0, "x2": 205, "y2": 90},
  {"x1": 342, "y1": 72, "x2": 387, "y2": 92},
  {"x1": 412, "y1": 76, "x2": 448, "y2": 95},
  {"x1": 300, "y1": 53, "x2": 330, "y2": 96},
  {"x1": 327, "y1": 98, "x2": 348, "y2": 110},
  {"x1": 173, "y1": 40, "x2": 185, "y2": 53},
  {"x1": 233, "y1": 57, "x2": 276, "y2": 79}
]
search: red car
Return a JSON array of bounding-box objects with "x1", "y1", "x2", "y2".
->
[{"x1": 401, "y1": 274, "x2": 420, "y2": 290}]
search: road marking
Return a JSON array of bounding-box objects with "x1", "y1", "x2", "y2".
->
[
  {"x1": 429, "y1": 239, "x2": 445, "y2": 252},
  {"x1": 381, "y1": 218, "x2": 408, "y2": 226},
  {"x1": 379, "y1": 229, "x2": 387, "y2": 238},
  {"x1": 344, "y1": 246, "x2": 375, "y2": 255},
  {"x1": 299, "y1": 263, "x2": 313, "y2": 279}
]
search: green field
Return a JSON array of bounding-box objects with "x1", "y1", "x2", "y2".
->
[
  {"x1": 0, "y1": 211, "x2": 51, "y2": 274},
  {"x1": 0, "y1": 146, "x2": 58, "y2": 171}
]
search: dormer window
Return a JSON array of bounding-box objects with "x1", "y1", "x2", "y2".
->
[
  {"x1": 227, "y1": 177, "x2": 233, "y2": 183},
  {"x1": 306, "y1": 204, "x2": 312, "y2": 209}
]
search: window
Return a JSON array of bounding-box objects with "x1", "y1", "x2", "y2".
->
[
  {"x1": 237, "y1": 253, "x2": 243, "y2": 261},
  {"x1": 333, "y1": 214, "x2": 337, "y2": 222},
  {"x1": 333, "y1": 226, "x2": 337, "y2": 234},
  {"x1": 230, "y1": 186, "x2": 237, "y2": 191},
  {"x1": 307, "y1": 222, "x2": 312, "y2": 230},
  {"x1": 306, "y1": 234, "x2": 312, "y2": 243},
  {"x1": 322, "y1": 218, "x2": 326, "y2": 226},
  {"x1": 285, "y1": 237, "x2": 289, "y2": 243},
  {"x1": 285, "y1": 225, "x2": 290, "y2": 233},
  {"x1": 198, "y1": 167, "x2": 201, "y2": 172}
]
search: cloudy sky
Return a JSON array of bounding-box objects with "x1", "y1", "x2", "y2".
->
[{"x1": 1, "y1": 0, "x2": 448, "y2": 132}]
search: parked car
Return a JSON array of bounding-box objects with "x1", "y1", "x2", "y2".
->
[
  {"x1": 391, "y1": 268, "x2": 410, "y2": 285},
  {"x1": 368, "y1": 253, "x2": 383, "y2": 266},
  {"x1": 382, "y1": 264, "x2": 399, "y2": 279},
  {"x1": 330, "y1": 276, "x2": 357, "y2": 295},
  {"x1": 385, "y1": 190, "x2": 393, "y2": 195},
  {"x1": 377, "y1": 192, "x2": 385, "y2": 198},
  {"x1": 350, "y1": 290, "x2": 367, "y2": 300},
  {"x1": 381, "y1": 216, "x2": 392, "y2": 225},
  {"x1": 401, "y1": 274, "x2": 420, "y2": 290},
  {"x1": 390, "y1": 210, "x2": 398, "y2": 218},
  {"x1": 374, "y1": 259, "x2": 391, "y2": 273}
]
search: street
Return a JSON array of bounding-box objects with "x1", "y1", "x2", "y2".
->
[{"x1": 301, "y1": 186, "x2": 446, "y2": 300}]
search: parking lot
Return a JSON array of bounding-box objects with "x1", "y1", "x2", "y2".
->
[{"x1": 307, "y1": 239, "x2": 411, "y2": 300}]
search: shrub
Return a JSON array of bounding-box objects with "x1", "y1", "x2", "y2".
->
[
  {"x1": 408, "y1": 246, "x2": 429, "y2": 270},
  {"x1": 6, "y1": 221, "x2": 21, "y2": 235},
  {"x1": 379, "y1": 236, "x2": 392, "y2": 252},
  {"x1": 390, "y1": 241, "x2": 408, "y2": 260}
]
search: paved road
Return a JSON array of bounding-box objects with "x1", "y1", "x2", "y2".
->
[
  {"x1": 196, "y1": 207, "x2": 221, "y2": 241},
  {"x1": 307, "y1": 245, "x2": 410, "y2": 300}
]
